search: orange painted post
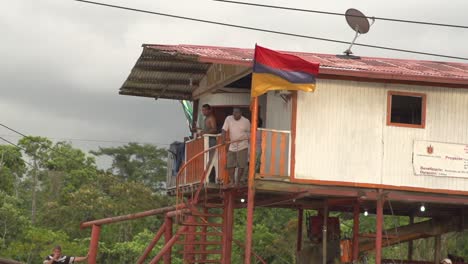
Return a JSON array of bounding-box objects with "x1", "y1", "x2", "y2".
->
[
  {"x1": 218, "y1": 137, "x2": 228, "y2": 185},
  {"x1": 245, "y1": 96, "x2": 258, "y2": 264},
  {"x1": 352, "y1": 200, "x2": 360, "y2": 261},
  {"x1": 260, "y1": 130, "x2": 267, "y2": 175},
  {"x1": 184, "y1": 216, "x2": 196, "y2": 262},
  {"x1": 279, "y1": 133, "x2": 287, "y2": 176},
  {"x1": 269, "y1": 132, "x2": 277, "y2": 175},
  {"x1": 88, "y1": 225, "x2": 101, "y2": 264},
  {"x1": 164, "y1": 217, "x2": 173, "y2": 264},
  {"x1": 149, "y1": 226, "x2": 188, "y2": 264}
]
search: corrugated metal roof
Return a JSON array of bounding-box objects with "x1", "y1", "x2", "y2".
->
[{"x1": 120, "y1": 44, "x2": 468, "y2": 100}]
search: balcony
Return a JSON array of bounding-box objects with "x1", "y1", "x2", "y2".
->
[{"x1": 166, "y1": 128, "x2": 291, "y2": 192}]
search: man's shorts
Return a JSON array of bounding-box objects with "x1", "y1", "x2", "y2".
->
[{"x1": 227, "y1": 148, "x2": 248, "y2": 169}]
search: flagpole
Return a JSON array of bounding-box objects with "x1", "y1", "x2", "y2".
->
[{"x1": 244, "y1": 95, "x2": 258, "y2": 264}]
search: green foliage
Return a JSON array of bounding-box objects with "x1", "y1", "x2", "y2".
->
[
  {"x1": 0, "y1": 145, "x2": 26, "y2": 196},
  {"x1": 0, "y1": 139, "x2": 173, "y2": 263},
  {"x1": 91, "y1": 143, "x2": 168, "y2": 191},
  {"x1": 4, "y1": 138, "x2": 468, "y2": 263}
]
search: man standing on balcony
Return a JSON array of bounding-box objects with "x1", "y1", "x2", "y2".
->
[
  {"x1": 200, "y1": 104, "x2": 218, "y2": 182},
  {"x1": 222, "y1": 107, "x2": 250, "y2": 186}
]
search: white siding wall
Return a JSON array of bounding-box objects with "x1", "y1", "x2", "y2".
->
[
  {"x1": 198, "y1": 93, "x2": 250, "y2": 108},
  {"x1": 295, "y1": 79, "x2": 468, "y2": 191}
]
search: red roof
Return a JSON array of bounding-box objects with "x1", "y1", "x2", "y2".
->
[{"x1": 144, "y1": 44, "x2": 468, "y2": 87}]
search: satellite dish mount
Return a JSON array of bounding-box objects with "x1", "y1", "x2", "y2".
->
[{"x1": 344, "y1": 8, "x2": 374, "y2": 56}]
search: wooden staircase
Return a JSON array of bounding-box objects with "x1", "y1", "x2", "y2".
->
[{"x1": 176, "y1": 203, "x2": 226, "y2": 263}]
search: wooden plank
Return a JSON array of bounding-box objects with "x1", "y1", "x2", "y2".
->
[
  {"x1": 270, "y1": 132, "x2": 277, "y2": 175},
  {"x1": 260, "y1": 130, "x2": 267, "y2": 175},
  {"x1": 279, "y1": 133, "x2": 287, "y2": 176}
]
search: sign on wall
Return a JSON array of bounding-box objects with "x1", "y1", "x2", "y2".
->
[{"x1": 413, "y1": 140, "x2": 468, "y2": 178}]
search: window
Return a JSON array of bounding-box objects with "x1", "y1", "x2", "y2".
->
[{"x1": 387, "y1": 91, "x2": 426, "y2": 128}]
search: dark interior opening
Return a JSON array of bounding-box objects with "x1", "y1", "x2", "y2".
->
[
  {"x1": 390, "y1": 95, "x2": 423, "y2": 125},
  {"x1": 224, "y1": 74, "x2": 252, "y2": 89},
  {"x1": 211, "y1": 106, "x2": 252, "y2": 133}
]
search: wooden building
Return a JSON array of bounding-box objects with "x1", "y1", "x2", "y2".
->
[{"x1": 82, "y1": 44, "x2": 468, "y2": 264}]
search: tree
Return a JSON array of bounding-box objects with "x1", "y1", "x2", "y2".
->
[
  {"x1": 18, "y1": 136, "x2": 52, "y2": 224},
  {"x1": 0, "y1": 145, "x2": 26, "y2": 197},
  {"x1": 91, "y1": 143, "x2": 167, "y2": 191}
]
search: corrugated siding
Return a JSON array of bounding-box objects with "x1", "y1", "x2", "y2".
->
[
  {"x1": 295, "y1": 80, "x2": 384, "y2": 184},
  {"x1": 295, "y1": 79, "x2": 468, "y2": 191},
  {"x1": 265, "y1": 92, "x2": 292, "y2": 130},
  {"x1": 381, "y1": 85, "x2": 468, "y2": 190}
]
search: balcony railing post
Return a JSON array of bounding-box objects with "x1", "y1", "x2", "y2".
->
[{"x1": 88, "y1": 224, "x2": 101, "y2": 264}]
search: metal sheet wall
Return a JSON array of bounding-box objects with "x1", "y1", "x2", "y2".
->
[{"x1": 295, "y1": 79, "x2": 468, "y2": 191}]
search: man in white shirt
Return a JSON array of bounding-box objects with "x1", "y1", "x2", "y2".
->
[{"x1": 221, "y1": 108, "x2": 250, "y2": 186}]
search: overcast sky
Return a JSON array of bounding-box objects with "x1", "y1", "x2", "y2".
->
[{"x1": 2, "y1": 0, "x2": 468, "y2": 168}]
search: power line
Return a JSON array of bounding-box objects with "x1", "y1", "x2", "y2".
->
[
  {"x1": 213, "y1": 0, "x2": 468, "y2": 30},
  {"x1": 73, "y1": 0, "x2": 468, "y2": 61},
  {"x1": 0, "y1": 136, "x2": 34, "y2": 167},
  {"x1": 0, "y1": 122, "x2": 173, "y2": 169},
  {"x1": 0, "y1": 134, "x2": 170, "y2": 146}
]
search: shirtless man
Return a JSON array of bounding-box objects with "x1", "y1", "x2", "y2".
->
[
  {"x1": 200, "y1": 104, "x2": 217, "y2": 136},
  {"x1": 200, "y1": 104, "x2": 217, "y2": 182}
]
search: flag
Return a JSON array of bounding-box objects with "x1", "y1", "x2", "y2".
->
[{"x1": 251, "y1": 45, "x2": 320, "y2": 97}]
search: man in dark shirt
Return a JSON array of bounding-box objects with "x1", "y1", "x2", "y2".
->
[{"x1": 44, "y1": 245, "x2": 88, "y2": 264}]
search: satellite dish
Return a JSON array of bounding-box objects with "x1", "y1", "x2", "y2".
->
[
  {"x1": 343, "y1": 8, "x2": 374, "y2": 56},
  {"x1": 346, "y1": 8, "x2": 370, "y2": 34}
]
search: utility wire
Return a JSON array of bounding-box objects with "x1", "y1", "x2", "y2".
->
[
  {"x1": 73, "y1": 0, "x2": 468, "y2": 61},
  {"x1": 213, "y1": 0, "x2": 468, "y2": 30},
  {"x1": 0, "y1": 134, "x2": 170, "y2": 146},
  {"x1": 0, "y1": 136, "x2": 35, "y2": 167}
]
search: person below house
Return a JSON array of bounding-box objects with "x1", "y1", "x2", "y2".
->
[
  {"x1": 44, "y1": 245, "x2": 88, "y2": 264},
  {"x1": 221, "y1": 107, "x2": 250, "y2": 186}
]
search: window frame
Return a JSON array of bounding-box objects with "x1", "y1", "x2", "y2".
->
[{"x1": 386, "y1": 91, "x2": 427, "y2": 129}]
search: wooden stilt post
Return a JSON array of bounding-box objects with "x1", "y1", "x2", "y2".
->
[
  {"x1": 408, "y1": 214, "x2": 414, "y2": 261},
  {"x1": 297, "y1": 208, "x2": 303, "y2": 253},
  {"x1": 184, "y1": 215, "x2": 196, "y2": 262},
  {"x1": 200, "y1": 207, "x2": 209, "y2": 262},
  {"x1": 375, "y1": 190, "x2": 384, "y2": 264},
  {"x1": 222, "y1": 190, "x2": 235, "y2": 264},
  {"x1": 163, "y1": 217, "x2": 173, "y2": 264},
  {"x1": 434, "y1": 235, "x2": 442, "y2": 264},
  {"x1": 322, "y1": 200, "x2": 329, "y2": 264},
  {"x1": 352, "y1": 200, "x2": 360, "y2": 262}
]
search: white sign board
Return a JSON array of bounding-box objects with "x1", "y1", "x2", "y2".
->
[{"x1": 413, "y1": 140, "x2": 468, "y2": 178}]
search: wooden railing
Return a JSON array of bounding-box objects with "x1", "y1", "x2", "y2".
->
[
  {"x1": 167, "y1": 135, "x2": 227, "y2": 189},
  {"x1": 167, "y1": 128, "x2": 292, "y2": 189},
  {"x1": 184, "y1": 136, "x2": 205, "y2": 185},
  {"x1": 258, "y1": 128, "x2": 291, "y2": 177}
]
